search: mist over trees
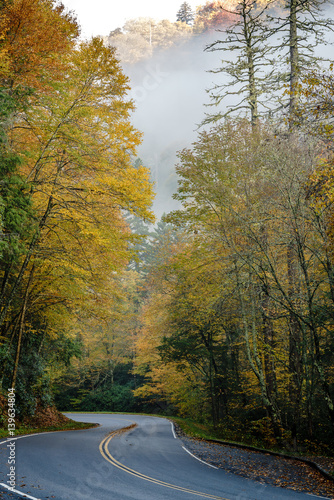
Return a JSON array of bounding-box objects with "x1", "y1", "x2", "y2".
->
[
  {"x1": 1, "y1": 0, "x2": 334, "y2": 455},
  {"x1": 103, "y1": 3, "x2": 236, "y2": 217}
]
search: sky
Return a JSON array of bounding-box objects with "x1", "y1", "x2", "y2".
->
[{"x1": 60, "y1": 0, "x2": 200, "y2": 38}]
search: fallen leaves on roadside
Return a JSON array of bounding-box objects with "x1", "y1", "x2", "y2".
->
[{"x1": 176, "y1": 425, "x2": 334, "y2": 499}]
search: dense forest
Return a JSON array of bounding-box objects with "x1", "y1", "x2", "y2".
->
[{"x1": 1, "y1": 0, "x2": 334, "y2": 454}]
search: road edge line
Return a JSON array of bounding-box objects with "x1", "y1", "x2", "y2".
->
[
  {"x1": 0, "y1": 482, "x2": 42, "y2": 500},
  {"x1": 182, "y1": 446, "x2": 218, "y2": 469},
  {"x1": 0, "y1": 431, "x2": 61, "y2": 447}
]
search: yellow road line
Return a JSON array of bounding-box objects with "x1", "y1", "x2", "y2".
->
[{"x1": 99, "y1": 428, "x2": 229, "y2": 500}]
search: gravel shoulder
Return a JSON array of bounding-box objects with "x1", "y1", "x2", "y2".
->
[{"x1": 174, "y1": 424, "x2": 334, "y2": 499}]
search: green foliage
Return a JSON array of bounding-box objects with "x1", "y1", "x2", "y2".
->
[
  {"x1": 127, "y1": 215, "x2": 180, "y2": 274},
  {"x1": 54, "y1": 362, "x2": 144, "y2": 413},
  {"x1": 0, "y1": 324, "x2": 82, "y2": 417},
  {"x1": 0, "y1": 88, "x2": 36, "y2": 261},
  {"x1": 75, "y1": 384, "x2": 136, "y2": 412}
]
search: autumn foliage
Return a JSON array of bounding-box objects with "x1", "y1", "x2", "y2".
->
[
  {"x1": 0, "y1": 0, "x2": 154, "y2": 413},
  {"x1": 1, "y1": 0, "x2": 334, "y2": 458},
  {"x1": 134, "y1": 121, "x2": 334, "y2": 451},
  {"x1": 194, "y1": 1, "x2": 236, "y2": 31}
]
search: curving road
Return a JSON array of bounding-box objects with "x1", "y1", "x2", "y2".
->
[{"x1": 0, "y1": 414, "x2": 329, "y2": 500}]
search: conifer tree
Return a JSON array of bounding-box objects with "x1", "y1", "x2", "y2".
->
[
  {"x1": 275, "y1": 0, "x2": 334, "y2": 119},
  {"x1": 204, "y1": 0, "x2": 276, "y2": 126},
  {"x1": 176, "y1": 1, "x2": 194, "y2": 24}
]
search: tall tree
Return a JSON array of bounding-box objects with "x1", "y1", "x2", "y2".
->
[
  {"x1": 270, "y1": 0, "x2": 334, "y2": 119},
  {"x1": 0, "y1": 0, "x2": 79, "y2": 92},
  {"x1": 164, "y1": 120, "x2": 334, "y2": 443},
  {"x1": 0, "y1": 36, "x2": 154, "y2": 331},
  {"x1": 0, "y1": 2, "x2": 154, "y2": 410},
  {"x1": 176, "y1": 2, "x2": 194, "y2": 25},
  {"x1": 204, "y1": 0, "x2": 276, "y2": 126}
]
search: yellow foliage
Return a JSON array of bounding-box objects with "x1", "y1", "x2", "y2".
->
[{"x1": 0, "y1": 9, "x2": 155, "y2": 362}]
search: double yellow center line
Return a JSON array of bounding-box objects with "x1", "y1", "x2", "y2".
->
[{"x1": 99, "y1": 424, "x2": 228, "y2": 499}]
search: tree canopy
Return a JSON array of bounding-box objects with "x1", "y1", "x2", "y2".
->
[
  {"x1": 1, "y1": 0, "x2": 334, "y2": 458},
  {"x1": 0, "y1": 0, "x2": 154, "y2": 412}
]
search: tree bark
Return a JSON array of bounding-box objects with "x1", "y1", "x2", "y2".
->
[
  {"x1": 11, "y1": 265, "x2": 35, "y2": 390},
  {"x1": 289, "y1": 0, "x2": 299, "y2": 117}
]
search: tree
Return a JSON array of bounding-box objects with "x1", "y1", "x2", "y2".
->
[
  {"x1": 204, "y1": 0, "x2": 277, "y2": 126},
  {"x1": 0, "y1": 0, "x2": 79, "y2": 91},
  {"x1": 106, "y1": 31, "x2": 152, "y2": 64},
  {"x1": 1, "y1": 36, "x2": 154, "y2": 326},
  {"x1": 164, "y1": 120, "x2": 334, "y2": 444},
  {"x1": 176, "y1": 2, "x2": 194, "y2": 25},
  {"x1": 298, "y1": 65, "x2": 334, "y2": 141},
  {"x1": 0, "y1": 2, "x2": 154, "y2": 414},
  {"x1": 194, "y1": 1, "x2": 235, "y2": 32},
  {"x1": 203, "y1": 0, "x2": 334, "y2": 125},
  {"x1": 0, "y1": 1, "x2": 78, "y2": 402},
  {"x1": 105, "y1": 17, "x2": 192, "y2": 64},
  {"x1": 53, "y1": 269, "x2": 143, "y2": 412},
  {"x1": 126, "y1": 215, "x2": 180, "y2": 275},
  {"x1": 270, "y1": 0, "x2": 334, "y2": 119},
  {"x1": 0, "y1": 12, "x2": 10, "y2": 76},
  {"x1": 0, "y1": 89, "x2": 36, "y2": 265},
  {"x1": 133, "y1": 234, "x2": 217, "y2": 420}
]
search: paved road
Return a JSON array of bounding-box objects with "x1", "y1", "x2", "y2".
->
[{"x1": 0, "y1": 414, "x2": 330, "y2": 500}]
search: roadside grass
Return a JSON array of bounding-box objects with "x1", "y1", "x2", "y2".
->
[
  {"x1": 0, "y1": 419, "x2": 97, "y2": 439},
  {"x1": 173, "y1": 417, "x2": 332, "y2": 454},
  {"x1": 170, "y1": 416, "x2": 217, "y2": 440}
]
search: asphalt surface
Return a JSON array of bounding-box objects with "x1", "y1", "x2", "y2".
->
[{"x1": 0, "y1": 413, "x2": 331, "y2": 500}]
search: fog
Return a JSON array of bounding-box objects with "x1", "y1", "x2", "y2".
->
[
  {"x1": 121, "y1": 14, "x2": 334, "y2": 219},
  {"x1": 124, "y1": 33, "x2": 224, "y2": 218}
]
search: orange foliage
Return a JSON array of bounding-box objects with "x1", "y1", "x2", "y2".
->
[
  {"x1": 0, "y1": 0, "x2": 79, "y2": 89},
  {"x1": 195, "y1": 1, "x2": 236, "y2": 31}
]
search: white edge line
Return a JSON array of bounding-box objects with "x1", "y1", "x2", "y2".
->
[
  {"x1": 0, "y1": 431, "x2": 59, "y2": 446},
  {"x1": 0, "y1": 482, "x2": 42, "y2": 500},
  {"x1": 306, "y1": 494, "x2": 332, "y2": 500},
  {"x1": 171, "y1": 422, "x2": 177, "y2": 439},
  {"x1": 182, "y1": 446, "x2": 218, "y2": 470}
]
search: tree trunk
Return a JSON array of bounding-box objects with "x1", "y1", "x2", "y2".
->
[
  {"x1": 287, "y1": 242, "x2": 302, "y2": 448},
  {"x1": 11, "y1": 265, "x2": 35, "y2": 390},
  {"x1": 0, "y1": 196, "x2": 53, "y2": 328},
  {"x1": 289, "y1": 0, "x2": 299, "y2": 118},
  {"x1": 242, "y1": 0, "x2": 258, "y2": 127}
]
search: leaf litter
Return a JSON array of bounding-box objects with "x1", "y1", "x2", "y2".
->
[{"x1": 175, "y1": 425, "x2": 334, "y2": 499}]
